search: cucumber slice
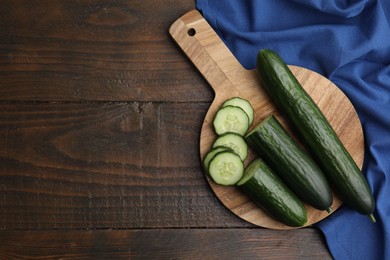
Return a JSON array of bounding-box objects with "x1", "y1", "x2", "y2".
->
[
  {"x1": 208, "y1": 151, "x2": 244, "y2": 185},
  {"x1": 213, "y1": 106, "x2": 249, "y2": 136},
  {"x1": 203, "y1": 146, "x2": 234, "y2": 174},
  {"x1": 212, "y1": 133, "x2": 248, "y2": 161},
  {"x1": 222, "y1": 97, "x2": 254, "y2": 124}
]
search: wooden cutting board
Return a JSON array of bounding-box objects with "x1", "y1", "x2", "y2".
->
[{"x1": 169, "y1": 10, "x2": 364, "y2": 229}]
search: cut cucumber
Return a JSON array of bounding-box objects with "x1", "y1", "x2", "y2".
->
[
  {"x1": 245, "y1": 115, "x2": 333, "y2": 212},
  {"x1": 203, "y1": 146, "x2": 234, "y2": 174},
  {"x1": 222, "y1": 97, "x2": 254, "y2": 124},
  {"x1": 212, "y1": 133, "x2": 248, "y2": 161},
  {"x1": 237, "y1": 158, "x2": 307, "y2": 227},
  {"x1": 208, "y1": 151, "x2": 244, "y2": 185},
  {"x1": 213, "y1": 105, "x2": 249, "y2": 136}
]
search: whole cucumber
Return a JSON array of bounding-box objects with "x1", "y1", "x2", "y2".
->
[{"x1": 256, "y1": 49, "x2": 375, "y2": 221}]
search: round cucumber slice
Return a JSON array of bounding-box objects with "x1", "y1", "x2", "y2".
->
[
  {"x1": 213, "y1": 105, "x2": 249, "y2": 136},
  {"x1": 208, "y1": 151, "x2": 244, "y2": 185},
  {"x1": 203, "y1": 146, "x2": 234, "y2": 174},
  {"x1": 222, "y1": 97, "x2": 254, "y2": 124},
  {"x1": 212, "y1": 133, "x2": 248, "y2": 161}
]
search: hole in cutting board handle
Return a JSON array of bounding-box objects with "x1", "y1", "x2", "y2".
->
[{"x1": 187, "y1": 28, "x2": 196, "y2": 36}]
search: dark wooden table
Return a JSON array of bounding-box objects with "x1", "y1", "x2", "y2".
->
[{"x1": 0, "y1": 1, "x2": 332, "y2": 259}]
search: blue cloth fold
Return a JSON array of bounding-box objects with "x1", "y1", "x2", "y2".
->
[{"x1": 197, "y1": 1, "x2": 390, "y2": 259}]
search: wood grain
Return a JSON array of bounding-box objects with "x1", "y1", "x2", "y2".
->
[
  {"x1": 0, "y1": 102, "x2": 251, "y2": 229},
  {"x1": 0, "y1": 229, "x2": 332, "y2": 259},
  {"x1": 0, "y1": 0, "x2": 337, "y2": 258},
  {"x1": 0, "y1": 0, "x2": 211, "y2": 102},
  {"x1": 170, "y1": 10, "x2": 364, "y2": 229}
]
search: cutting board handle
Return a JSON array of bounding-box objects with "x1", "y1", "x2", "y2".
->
[{"x1": 169, "y1": 10, "x2": 244, "y2": 96}]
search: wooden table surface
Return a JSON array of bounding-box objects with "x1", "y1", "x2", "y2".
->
[{"x1": 0, "y1": 1, "x2": 332, "y2": 259}]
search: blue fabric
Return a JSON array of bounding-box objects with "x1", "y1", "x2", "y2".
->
[{"x1": 197, "y1": 1, "x2": 390, "y2": 259}]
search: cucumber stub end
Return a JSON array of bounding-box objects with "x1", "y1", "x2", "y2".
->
[
  {"x1": 369, "y1": 214, "x2": 376, "y2": 223},
  {"x1": 326, "y1": 207, "x2": 333, "y2": 214}
]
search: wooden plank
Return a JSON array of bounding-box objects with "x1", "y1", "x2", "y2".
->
[
  {"x1": 0, "y1": 229, "x2": 332, "y2": 259},
  {"x1": 0, "y1": 102, "x2": 254, "y2": 229},
  {"x1": 0, "y1": 0, "x2": 212, "y2": 102}
]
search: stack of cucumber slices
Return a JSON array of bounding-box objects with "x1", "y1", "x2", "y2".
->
[{"x1": 203, "y1": 97, "x2": 253, "y2": 186}]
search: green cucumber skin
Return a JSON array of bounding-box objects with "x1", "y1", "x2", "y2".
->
[
  {"x1": 245, "y1": 115, "x2": 333, "y2": 211},
  {"x1": 256, "y1": 49, "x2": 375, "y2": 215},
  {"x1": 238, "y1": 159, "x2": 307, "y2": 227}
]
